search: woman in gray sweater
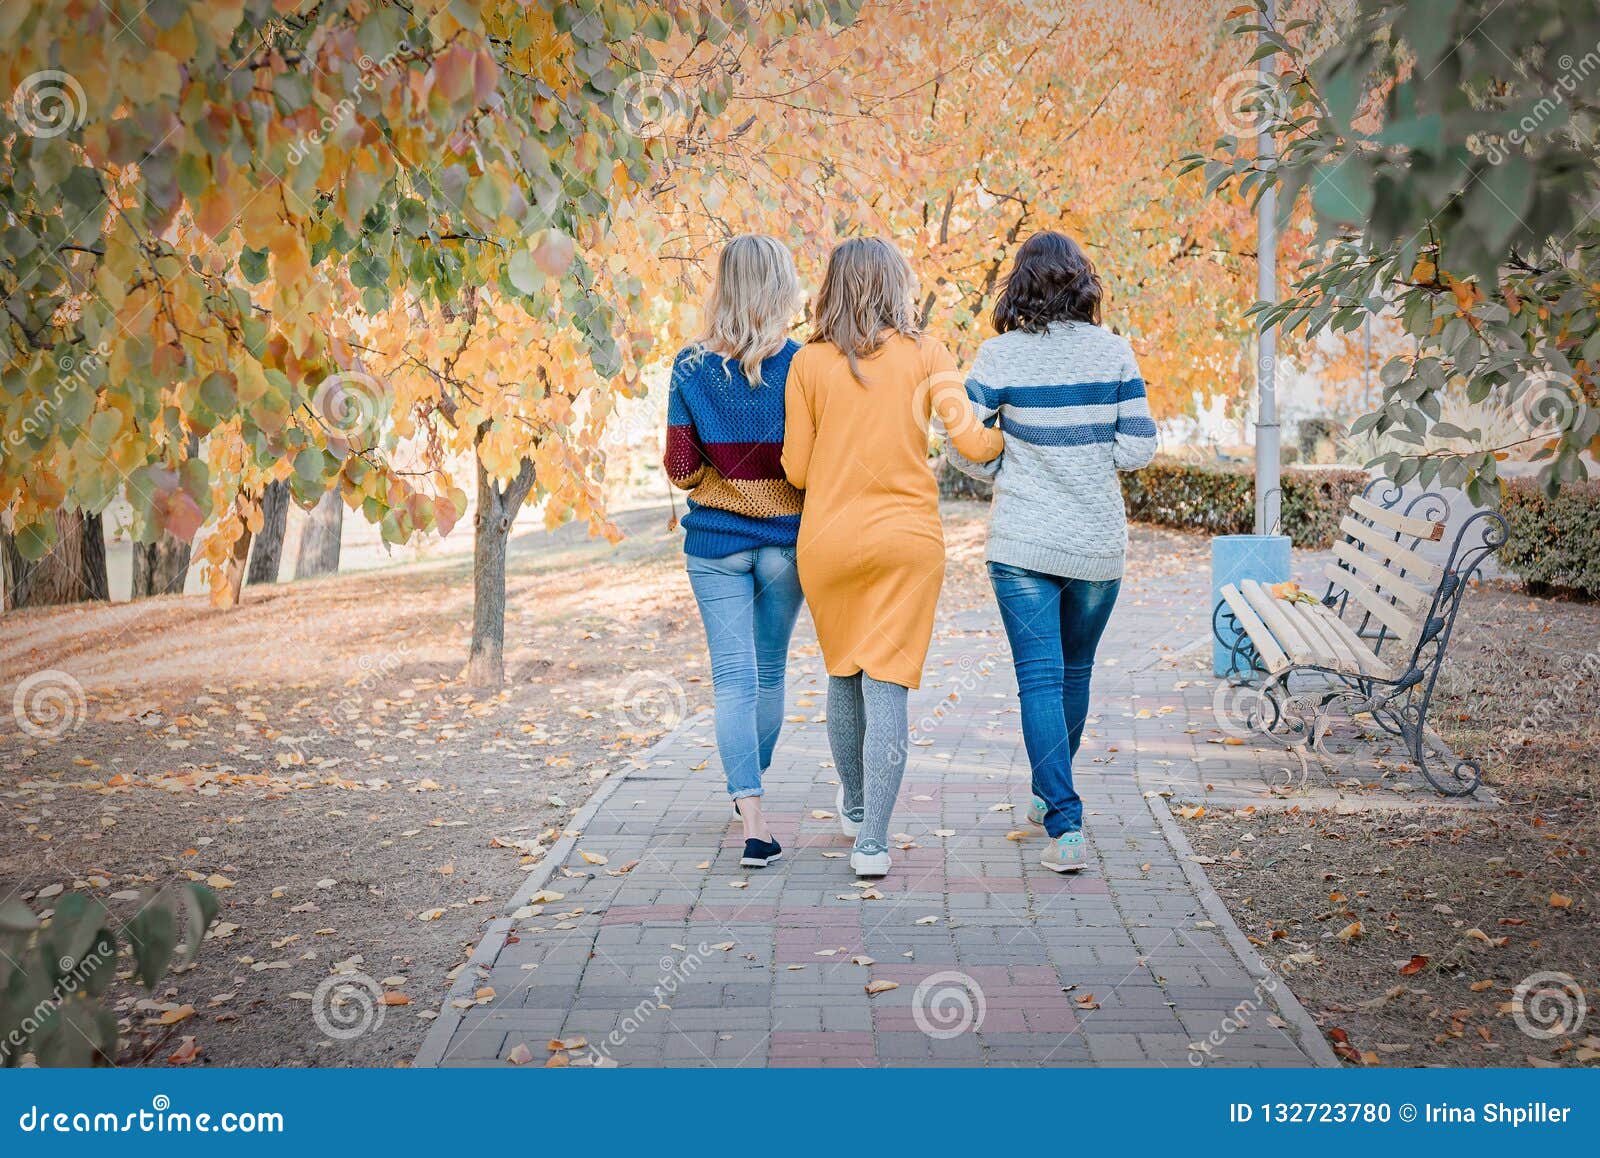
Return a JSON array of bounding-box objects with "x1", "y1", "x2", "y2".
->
[{"x1": 948, "y1": 231, "x2": 1157, "y2": 873}]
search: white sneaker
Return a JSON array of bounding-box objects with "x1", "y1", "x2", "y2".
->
[
  {"x1": 850, "y1": 848, "x2": 891, "y2": 877},
  {"x1": 1025, "y1": 796, "x2": 1047, "y2": 826},
  {"x1": 836, "y1": 785, "x2": 861, "y2": 839},
  {"x1": 1041, "y1": 831, "x2": 1088, "y2": 873}
]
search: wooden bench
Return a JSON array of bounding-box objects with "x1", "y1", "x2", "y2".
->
[{"x1": 1212, "y1": 482, "x2": 1509, "y2": 796}]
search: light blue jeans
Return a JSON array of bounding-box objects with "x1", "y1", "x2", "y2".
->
[{"x1": 686, "y1": 546, "x2": 804, "y2": 799}]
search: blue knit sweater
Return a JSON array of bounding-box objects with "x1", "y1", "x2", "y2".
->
[{"x1": 664, "y1": 341, "x2": 804, "y2": 557}]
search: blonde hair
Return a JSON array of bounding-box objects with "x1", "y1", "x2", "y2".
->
[
  {"x1": 809, "y1": 237, "x2": 922, "y2": 382},
  {"x1": 695, "y1": 234, "x2": 801, "y2": 384}
]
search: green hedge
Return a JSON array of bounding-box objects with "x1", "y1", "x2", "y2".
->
[
  {"x1": 1499, "y1": 478, "x2": 1600, "y2": 599},
  {"x1": 1118, "y1": 459, "x2": 1369, "y2": 548},
  {"x1": 938, "y1": 455, "x2": 1369, "y2": 549}
]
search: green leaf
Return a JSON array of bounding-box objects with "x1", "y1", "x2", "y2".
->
[
  {"x1": 125, "y1": 896, "x2": 178, "y2": 989},
  {"x1": 1311, "y1": 158, "x2": 1373, "y2": 224},
  {"x1": 179, "y1": 884, "x2": 220, "y2": 963}
]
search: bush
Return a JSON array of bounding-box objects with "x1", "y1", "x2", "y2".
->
[
  {"x1": 1, "y1": 884, "x2": 218, "y2": 1066},
  {"x1": 1499, "y1": 478, "x2": 1600, "y2": 599},
  {"x1": 1118, "y1": 458, "x2": 1369, "y2": 548},
  {"x1": 938, "y1": 454, "x2": 1369, "y2": 549}
]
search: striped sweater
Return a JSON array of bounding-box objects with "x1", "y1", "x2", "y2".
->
[
  {"x1": 664, "y1": 340, "x2": 804, "y2": 557},
  {"x1": 947, "y1": 321, "x2": 1158, "y2": 580}
]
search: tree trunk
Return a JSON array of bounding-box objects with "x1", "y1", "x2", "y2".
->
[
  {"x1": 2, "y1": 509, "x2": 109, "y2": 609},
  {"x1": 132, "y1": 533, "x2": 193, "y2": 599},
  {"x1": 466, "y1": 444, "x2": 536, "y2": 688},
  {"x1": 294, "y1": 490, "x2": 344, "y2": 579},
  {"x1": 246, "y1": 479, "x2": 290, "y2": 586}
]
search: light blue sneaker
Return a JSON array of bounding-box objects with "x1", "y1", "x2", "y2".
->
[
  {"x1": 1026, "y1": 796, "x2": 1046, "y2": 826},
  {"x1": 1042, "y1": 831, "x2": 1087, "y2": 873}
]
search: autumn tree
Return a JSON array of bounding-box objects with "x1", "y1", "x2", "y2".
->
[
  {"x1": 1, "y1": 1, "x2": 855, "y2": 681},
  {"x1": 1191, "y1": 0, "x2": 1600, "y2": 501}
]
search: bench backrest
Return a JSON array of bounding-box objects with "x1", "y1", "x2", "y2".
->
[
  {"x1": 1323, "y1": 489, "x2": 1451, "y2": 661},
  {"x1": 1323, "y1": 485, "x2": 1510, "y2": 678}
]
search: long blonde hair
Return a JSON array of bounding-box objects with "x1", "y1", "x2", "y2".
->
[
  {"x1": 695, "y1": 234, "x2": 801, "y2": 384},
  {"x1": 809, "y1": 237, "x2": 922, "y2": 382}
]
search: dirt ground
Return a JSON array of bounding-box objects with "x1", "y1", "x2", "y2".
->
[
  {"x1": 0, "y1": 502, "x2": 998, "y2": 1067},
  {"x1": 1182, "y1": 581, "x2": 1600, "y2": 1067},
  {"x1": 6, "y1": 502, "x2": 1596, "y2": 1068}
]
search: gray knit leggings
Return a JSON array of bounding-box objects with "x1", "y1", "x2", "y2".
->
[{"x1": 827, "y1": 674, "x2": 909, "y2": 856}]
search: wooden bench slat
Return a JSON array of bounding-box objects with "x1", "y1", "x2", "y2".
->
[
  {"x1": 1219, "y1": 583, "x2": 1290, "y2": 672},
  {"x1": 1306, "y1": 602, "x2": 1396, "y2": 679},
  {"x1": 1239, "y1": 580, "x2": 1331, "y2": 666},
  {"x1": 1332, "y1": 540, "x2": 1431, "y2": 611},
  {"x1": 1286, "y1": 600, "x2": 1370, "y2": 674},
  {"x1": 1338, "y1": 516, "x2": 1443, "y2": 585},
  {"x1": 1325, "y1": 563, "x2": 1421, "y2": 646},
  {"x1": 1350, "y1": 493, "x2": 1447, "y2": 542}
]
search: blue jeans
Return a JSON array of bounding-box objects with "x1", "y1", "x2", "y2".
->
[
  {"x1": 987, "y1": 562, "x2": 1121, "y2": 837},
  {"x1": 686, "y1": 546, "x2": 804, "y2": 799}
]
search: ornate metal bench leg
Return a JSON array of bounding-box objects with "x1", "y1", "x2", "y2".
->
[{"x1": 1410, "y1": 724, "x2": 1482, "y2": 797}]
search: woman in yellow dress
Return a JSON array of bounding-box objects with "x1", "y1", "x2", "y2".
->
[{"x1": 782, "y1": 238, "x2": 1004, "y2": 877}]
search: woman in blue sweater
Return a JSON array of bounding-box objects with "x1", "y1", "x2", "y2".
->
[
  {"x1": 663, "y1": 235, "x2": 805, "y2": 868},
  {"x1": 948, "y1": 231, "x2": 1158, "y2": 874}
]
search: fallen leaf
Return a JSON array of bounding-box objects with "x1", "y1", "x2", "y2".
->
[
  {"x1": 865, "y1": 980, "x2": 899, "y2": 995},
  {"x1": 1399, "y1": 955, "x2": 1428, "y2": 975}
]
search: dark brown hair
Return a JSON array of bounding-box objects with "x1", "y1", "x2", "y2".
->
[{"x1": 992, "y1": 231, "x2": 1103, "y2": 333}]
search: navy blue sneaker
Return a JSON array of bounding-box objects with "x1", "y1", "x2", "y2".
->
[{"x1": 740, "y1": 837, "x2": 783, "y2": 868}]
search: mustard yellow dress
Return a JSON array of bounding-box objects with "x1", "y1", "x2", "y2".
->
[{"x1": 781, "y1": 335, "x2": 1004, "y2": 689}]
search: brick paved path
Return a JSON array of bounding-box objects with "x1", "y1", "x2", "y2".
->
[{"x1": 416, "y1": 541, "x2": 1334, "y2": 1068}]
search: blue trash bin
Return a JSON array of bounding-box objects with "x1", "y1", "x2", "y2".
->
[{"x1": 1211, "y1": 534, "x2": 1292, "y2": 677}]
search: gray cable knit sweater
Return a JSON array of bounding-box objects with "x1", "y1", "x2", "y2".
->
[{"x1": 946, "y1": 321, "x2": 1158, "y2": 581}]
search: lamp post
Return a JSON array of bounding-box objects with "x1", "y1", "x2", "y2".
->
[
  {"x1": 1253, "y1": 0, "x2": 1280, "y2": 534},
  {"x1": 1213, "y1": 0, "x2": 1292, "y2": 677}
]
